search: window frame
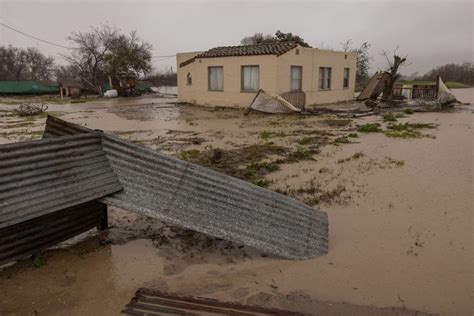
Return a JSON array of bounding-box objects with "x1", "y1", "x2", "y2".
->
[
  {"x1": 241, "y1": 65, "x2": 260, "y2": 92},
  {"x1": 208, "y1": 66, "x2": 224, "y2": 92},
  {"x1": 290, "y1": 65, "x2": 303, "y2": 92},
  {"x1": 343, "y1": 67, "x2": 350, "y2": 89},
  {"x1": 186, "y1": 72, "x2": 192, "y2": 86},
  {"x1": 319, "y1": 67, "x2": 332, "y2": 91}
]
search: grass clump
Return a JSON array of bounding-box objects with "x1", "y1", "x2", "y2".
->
[
  {"x1": 179, "y1": 149, "x2": 201, "y2": 161},
  {"x1": 384, "y1": 130, "x2": 422, "y2": 138},
  {"x1": 388, "y1": 122, "x2": 436, "y2": 130},
  {"x1": 403, "y1": 108, "x2": 415, "y2": 114},
  {"x1": 244, "y1": 161, "x2": 280, "y2": 178},
  {"x1": 386, "y1": 157, "x2": 405, "y2": 167},
  {"x1": 259, "y1": 130, "x2": 287, "y2": 140},
  {"x1": 287, "y1": 146, "x2": 314, "y2": 162},
  {"x1": 33, "y1": 254, "x2": 47, "y2": 268},
  {"x1": 384, "y1": 122, "x2": 437, "y2": 138},
  {"x1": 357, "y1": 123, "x2": 382, "y2": 133},
  {"x1": 297, "y1": 136, "x2": 312, "y2": 145},
  {"x1": 381, "y1": 113, "x2": 397, "y2": 122},
  {"x1": 334, "y1": 136, "x2": 351, "y2": 144},
  {"x1": 347, "y1": 133, "x2": 358, "y2": 138},
  {"x1": 260, "y1": 130, "x2": 272, "y2": 140},
  {"x1": 337, "y1": 151, "x2": 365, "y2": 163}
]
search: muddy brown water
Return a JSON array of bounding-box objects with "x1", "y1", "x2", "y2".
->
[{"x1": 0, "y1": 90, "x2": 472, "y2": 315}]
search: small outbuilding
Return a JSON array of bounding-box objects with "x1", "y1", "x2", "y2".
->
[{"x1": 177, "y1": 42, "x2": 357, "y2": 108}]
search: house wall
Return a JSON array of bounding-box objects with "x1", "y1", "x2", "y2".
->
[
  {"x1": 276, "y1": 47, "x2": 357, "y2": 105},
  {"x1": 177, "y1": 46, "x2": 357, "y2": 107},
  {"x1": 177, "y1": 53, "x2": 278, "y2": 107}
]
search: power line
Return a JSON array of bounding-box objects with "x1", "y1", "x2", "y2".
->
[
  {"x1": 0, "y1": 20, "x2": 175, "y2": 59},
  {"x1": 0, "y1": 22, "x2": 72, "y2": 49}
]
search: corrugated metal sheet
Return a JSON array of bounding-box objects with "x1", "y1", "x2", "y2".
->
[
  {"x1": 122, "y1": 288, "x2": 306, "y2": 315},
  {"x1": 0, "y1": 133, "x2": 122, "y2": 229},
  {"x1": 43, "y1": 116, "x2": 328, "y2": 259},
  {"x1": 0, "y1": 201, "x2": 106, "y2": 265}
]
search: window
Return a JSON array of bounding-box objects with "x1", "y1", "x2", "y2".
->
[
  {"x1": 319, "y1": 67, "x2": 332, "y2": 90},
  {"x1": 241, "y1": 65, "x2": 259, "y2": 92},
  {"x1": 186, "y1": 72, "x2": 192, "y2": 85},
  {"x1": 290, "y1": 66, "x2": 302, "y2": 91},
  {"x1": 208, "y1": 66, "x2": 223, "y2": 91},
  {"x1": 343, "y1": 68, "x2": 350, "y2": 88}
]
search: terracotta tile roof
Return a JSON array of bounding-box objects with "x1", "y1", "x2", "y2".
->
[{"x1": 179, "y1": 41, "x2": 298, "y2": 67}]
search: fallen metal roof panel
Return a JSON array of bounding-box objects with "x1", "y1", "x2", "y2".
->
[
  {"x1": 0, "y1": 133, "x2": 122, "y2": 229},
  {"x1": 43, "y1": 116, "x2": 328, "y2": 259},
  {"x1": 0, "y1": 201, "x2": 106, "y2": 265},
  {"x1": 122, "y1": 288, "x2": 306, "y2": 315}
]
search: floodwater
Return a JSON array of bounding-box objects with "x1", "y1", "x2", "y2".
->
[{"x1": 0, "y1": 90, "x2": 472, "y2": 315}]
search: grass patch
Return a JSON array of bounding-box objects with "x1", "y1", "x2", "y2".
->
[
  {"x1": 70, "y1": 99, "x2": 86, "y2": 104},
  {"x1": 259, "y1": 130, "x2": 287, "y2": 140},
  {"x1": 357, "y1": 123, "x2": 382, "y2": 133},
  {"x1": 337, "y1": 151, "x2": 365, "y2": 163},
  {"x1": 381, "y1": 113, "x2": 397, "y2": 122},
  {"x1": 386, "y1": 157, "x2": 405, "y2": 167},
  {"x1": 347, "y1": 133, "x2": 358, "y2": 138},
  {"x1": 387, "y1": 122, "x2": 437, "y2": 130},
  {"x1": 179, "y1": 149, "x2": 201, "y2": 161},
  {"x1": 244, "y1": 161, "x2": 280, "y2": 178},
  {"x1": 403, "y1": 108, "x2": 415, "y2": 114},
  {"x1": 334, "y1": 136, "x2": 351, "y2": 144},
  {"x1": 287, "y1": 146, "x2": 314, "y2": 162},
  {"x1": 33, "y1": 254, "x2": 47, "y2": 268},
  {"x1": 384, "y1": 122, "x2": 437, "y2": 138},
  {"x1": 297, "y1": 136, "x2": 313, "y2": 145},
  {"x1": 384, "y1": 130, "x2": 423, "y2": 138}
]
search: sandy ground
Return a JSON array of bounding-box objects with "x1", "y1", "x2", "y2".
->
[{"x1": 0, "y1": 89, "x2": 472, "y2": 315}]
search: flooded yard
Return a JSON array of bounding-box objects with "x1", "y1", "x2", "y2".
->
[{"x1": 0, "y1": 90, "x2": 472, "y2": 315}]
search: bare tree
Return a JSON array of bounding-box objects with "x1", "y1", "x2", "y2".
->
[
  {"x1": 380, "y1": 48, "x2": 408, "y2": 99},
  {"x1": 64, "y1": 24, "x2": 118, "y2": 96}
]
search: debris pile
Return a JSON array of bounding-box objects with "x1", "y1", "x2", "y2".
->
[{"x1": 13, "y1": 103, "x2": 48, "y2": 116}]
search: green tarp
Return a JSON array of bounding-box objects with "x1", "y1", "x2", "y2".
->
[{"x1": 0, "y1": 81, "x2": 59, "y2": 94}]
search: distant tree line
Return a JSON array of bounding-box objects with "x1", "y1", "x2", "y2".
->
[
  {"x1": 0, "y1": 46, "x2": 55, "y2": 81},
  {"x1": 421, "y1": 62, "x2": 473, "y2": 86}
]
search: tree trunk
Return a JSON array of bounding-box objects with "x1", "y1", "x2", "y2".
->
[{"x1": 382, "y1": 55, "x2": 406, "y2": 100}]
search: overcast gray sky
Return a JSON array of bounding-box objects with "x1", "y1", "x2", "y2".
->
[{"x1": 1, "y1": 0, "x2": 472, "y2": 75}]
